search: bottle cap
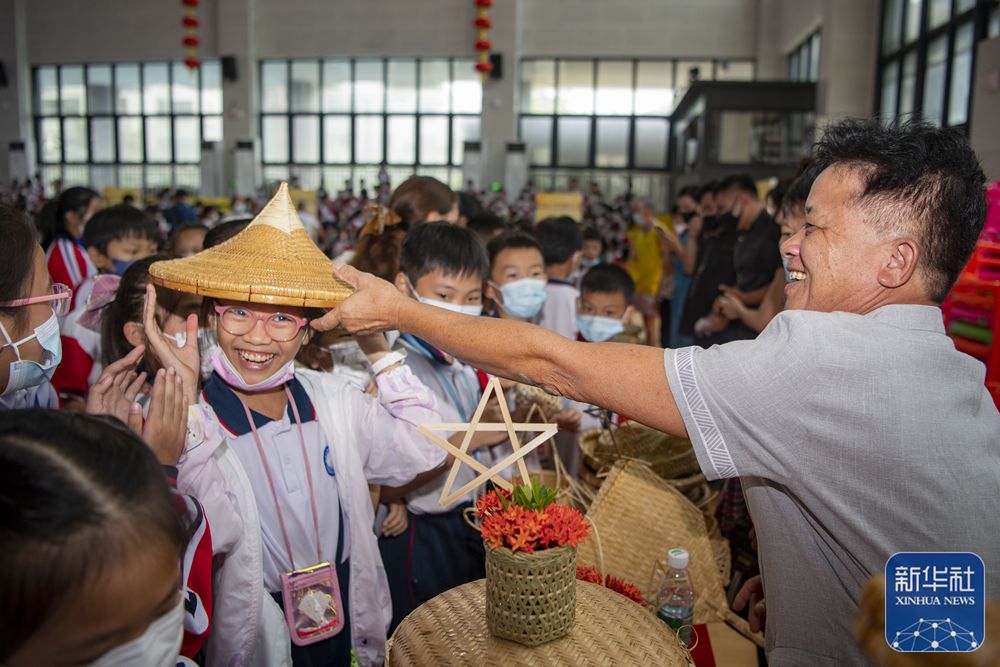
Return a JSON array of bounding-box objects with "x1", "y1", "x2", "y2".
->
[{"x1": 668, "y1": 548, "x2": 689, "y2": 569}]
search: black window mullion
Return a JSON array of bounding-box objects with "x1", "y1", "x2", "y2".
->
[
  {"x1": 382, "y1": 58, "x2": 389, "y2": 167},
  {"x1": 55, "y1": 65, "x2": 65, "y2": 165},
  {"x1": 167, "y1": 60, "x2": 175, "y2": 164},
  {"x1": 138, "y1": 63, "x2": 146, "y2": 165},
  {"x1": 287, "y1": 60, "x2": 293, "y2": 167},
  {"x1": 414, "y1": 58, "x2": 421, "y2": 168},
  {"x1": 551, "y1": 59, "x2": 560, "y2": 167},
  {"x1": 349, "y1": 59, "x2": 356, "y2": 167},
  {"x1": 627, "y1": 59, "x2": 638, "y2": 170}
]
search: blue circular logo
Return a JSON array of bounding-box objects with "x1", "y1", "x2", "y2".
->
[{"x1": 323, "y1": 446, "x2": 335, "y2": 477}]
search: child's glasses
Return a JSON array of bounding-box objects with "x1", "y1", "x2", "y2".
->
[
  {"x1": 213, "y1": 305, "x2": 308, "y2": 342},
  {"x1": 0, "y1": 283, "x2": 73, "y2": 317}
]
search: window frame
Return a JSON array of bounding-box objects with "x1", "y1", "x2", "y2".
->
[
  {"x1": 517, "y1": 56, "x2": 755, "y2": 172},
  {"x1": 33, "y1": 60, "x2": 222, "y2": 167},
  {"x1": 258, "y1": 57, "x2": 481, "y2": 170},
  {"x1": 875, "y1": 0, "x2": 997, "y2": 130}
]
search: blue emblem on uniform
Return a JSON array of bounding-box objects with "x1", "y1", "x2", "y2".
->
[{"x1": 323, "y1": 446, "x2": 335, "y2": 476}]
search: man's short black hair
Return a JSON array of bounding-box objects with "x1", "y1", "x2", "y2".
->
[
  {"x1": 400, "y1": 221, "x2": 489, "y2": 284},
  {"x1": 581, "y1": 225, "x2": 603, "y2": 244},
  {"x1": 467, "y1": 211, "x2": 506, "y2": 243},
  {"x1": 782, "y1": 162, "x2": 821, "y2": 218},
  {"x1": 810, "y1": 118, "x2": 987, "y2": 302},
  {"x1": 702, "y1": 181, "x2": 720, "y2": 197},
  {"x1": 580, "y1": 263, "x2": 635, "y2": 303},
  {"x1": 534, "y1": 216, "x2": 583, "y2": 265},
  {"x1": 459, "y1": 191, "x2": 483, "y2": 221},
  {"x1": 676, "y1": 185, "x2": 702, "y2": 202},
  {"x1": 82, "y1": 205, "x2": 161, "y2": 254},
  {"x1": 486, "y1": 230, "x2": 543, "y2": 267},
  {"x1": 718, "y1": 173, "x2": 758, "y2": 198}
]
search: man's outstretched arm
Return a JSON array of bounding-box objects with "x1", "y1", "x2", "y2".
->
[{"x1": 313, "y1": 264, "x2": 688, "y2": 437}]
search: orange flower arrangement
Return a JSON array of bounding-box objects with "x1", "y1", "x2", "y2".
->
[
  {"x1": 576, "y1": 566, "x2": 646, "y2": 606},
  {"x1": 475, "y1": 483, "x2": 590, "y2": 554}
]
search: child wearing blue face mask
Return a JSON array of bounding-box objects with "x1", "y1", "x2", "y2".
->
[
  {"x1": 484, "y1": 231, "x2": 549, "y2": 321},
  {"x1": 53, "y1": 206, "x2": 162, "y2": 405},
  {"x1": 0, "y1": 205, "x2": 66, "y2": 410},
  {"x1": 571, "y1": 263, "x2": 636, "y2": 434},
  {"x1": 380, "y1": 222, "x2": 511, "y2": 631}
]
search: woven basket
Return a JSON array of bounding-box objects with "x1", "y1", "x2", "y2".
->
[
  {"x1": 579, "y1": 423, "x2": 701, "y2": 482},
  {"x1": 485, "y1": 544, "x2": 577, "y2": 646}
]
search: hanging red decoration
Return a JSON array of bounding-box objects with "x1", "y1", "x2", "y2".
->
[
  {"x1": 181, "y1": 0, "x2": 200, "y2": 69},
  {"x1": 473, "y1": 0, "x2": 492, "y2": 79}
]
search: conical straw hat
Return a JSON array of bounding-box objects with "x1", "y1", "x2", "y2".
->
[{"x1": 149, "y1": 182, "x2": 353, "y2": 308}]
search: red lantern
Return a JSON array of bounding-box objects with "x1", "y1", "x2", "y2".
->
[
  {"x1": 182, "y1": 0, "x2": 200, "y2": 69},
  {"x1": 475, "y1": 61, "x2": 494, "y2": 74},
  {"x1": 475, "y1": 0, "x2": 492, "y2": 6},
  {"x1": 182, "y1": 36, "x2": 200, "y2": 47},
  {"x1": 474, "y1": 16, "x2": 492, "y2": 28},
  {"x1": 182, "y1": 16, "x2": 199, "y2": 27},
  {"x1": 185, "y1": 58, "x2": 201, "y2": 69},
  {"x1": 475, "y1": 39, "x2": 492, "y2": 51},
  {"x1": 182, "y1": 0, "x2": 199, "y2": 6}
]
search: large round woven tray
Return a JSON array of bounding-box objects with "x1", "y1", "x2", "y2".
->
[{"x1": 387, "y1": 579, "x2": 693, "y2": 666}]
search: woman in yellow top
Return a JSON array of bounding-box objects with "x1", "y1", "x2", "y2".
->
[{"x1": 626, "y1": 201, "x2": 678, "y2": 346}]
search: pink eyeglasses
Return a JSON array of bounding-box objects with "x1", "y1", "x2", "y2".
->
[
  {"x1": 0, "y1": 283, "x2": 73, "y2": 317},
  {"x1": 213, "y1": 304, "x2": 309, "y2": 342}
]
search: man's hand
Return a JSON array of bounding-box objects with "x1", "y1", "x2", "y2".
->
[
  {"x1": 732, "y1": 575, "x2": 766, "y2": 634},
  {"x1": 311, "y1": 264, "x2": 409, "y2": 335},
  {"x1": 716, "y1": 294, "x2": 747, "y2": 321},
  {"x1": 86, "y1": 345, "x2": 149, "y2": 423}
]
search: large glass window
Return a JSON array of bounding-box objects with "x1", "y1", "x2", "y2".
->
[
  {"x1": 518, "y1": 57, "x2": 753, "y2": 170},
  {"x1": 33, "y1": 61, "x2": 224, "y2": 188},
  {"x1": 877, "y1": 0, "x2": 996, "y2": 129},
  {"x1": 260, "y1": 57, "x2": 481, "y2": 177},
  {"x1": 788, "y1": 30, "x2": 822, "y2": 82}
]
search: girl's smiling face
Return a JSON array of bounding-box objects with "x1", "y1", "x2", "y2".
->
[{"x1": 213, "y1": 300, "x2": 309, "y2": 385}]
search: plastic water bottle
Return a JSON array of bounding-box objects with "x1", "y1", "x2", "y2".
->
[{"x1": 656, "y1": 548, "x2": 695, "y2": 644}]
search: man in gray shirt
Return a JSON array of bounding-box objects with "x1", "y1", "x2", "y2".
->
[{"x1": 315, "y1": 119, "x2": 1000, "y2": 666}]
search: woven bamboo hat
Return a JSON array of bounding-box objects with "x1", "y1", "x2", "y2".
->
[{"x1": 149, "y1": 182, "x2": 353, "y2": 308}]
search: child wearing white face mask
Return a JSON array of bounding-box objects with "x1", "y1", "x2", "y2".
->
[
  {"x1": 380, "y1": 222, "x2": 511, "y2": 631},
  {"x1": 0, "y1": 206, "x2": 66, "y2": 411},
  {"x1": 0, "y1": 410, "x2": 202, "y2": 667}
]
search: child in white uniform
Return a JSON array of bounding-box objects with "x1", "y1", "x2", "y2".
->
[
  {"x1": 144, "y1": 184, "x2": 445, "y2": 667},
  {"x1": 378, "y1": 222, "x2": 509, "y2": 630}
]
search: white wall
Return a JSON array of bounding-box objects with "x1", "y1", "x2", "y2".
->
[
  {"x1": 255, "y1": 0, "x2": 477, "y2": 58},
  {"x1": 26, "y1": 0, "x2": 220, "y2": 63},
  {"x1": 520, "y1": 0, "x2": 758, "y2": 58}
]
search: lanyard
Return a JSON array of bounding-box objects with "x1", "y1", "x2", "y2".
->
[
  {"x1": 237, "y1": 386, "x2": 324, "y2": 570},
  {"x1": 403, "y1": 334, "x2": 479, "y2": 421}
]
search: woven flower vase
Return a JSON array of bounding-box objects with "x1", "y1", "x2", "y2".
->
[{"x1": 484, "y1": 544, "x2": 577, "y2": 646}]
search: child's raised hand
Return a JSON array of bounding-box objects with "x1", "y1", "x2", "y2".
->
[
  {"x1": 129, "y1": 367, "x2": 188, "y2": 466},
  {"x1": 556, "y1": 407, "x2": 582, "y2": 433},
  {"x1": 86, "y1": 345, "x2": 148, "y2": 424},
  {"x1": 143, "y1": 284, "x2": 200, "y2": 405}
]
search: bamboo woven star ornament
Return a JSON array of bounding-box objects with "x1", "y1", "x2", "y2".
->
[{"x1": 417, "y1": 375, "x2": 559, "y2": 508}]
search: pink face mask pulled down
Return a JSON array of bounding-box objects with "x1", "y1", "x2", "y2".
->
[{"x1": 211, "y1": 347, "x2": 295, "y2": 392}]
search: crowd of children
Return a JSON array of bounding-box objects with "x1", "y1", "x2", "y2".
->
[{"x1": 0, "y1": 164, "x2": 807, "y2": 666}]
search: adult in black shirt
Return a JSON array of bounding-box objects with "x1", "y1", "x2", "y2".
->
[
  {"x1": 679, "y1": 184, "x2": 738, "y2": 345},
  {"x1": 702, "y1": 174, "x2": 780, "y2": 345}
]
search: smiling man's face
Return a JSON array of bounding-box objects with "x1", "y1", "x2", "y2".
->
[{"x1": 784, "y1": 165, "x2": 893, "y2": 314}]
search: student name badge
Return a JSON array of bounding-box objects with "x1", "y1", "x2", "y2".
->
[{"x1": 280, "y1": 561, "x2": 345, "y2": 646}]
